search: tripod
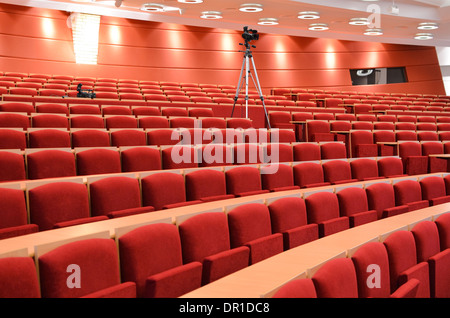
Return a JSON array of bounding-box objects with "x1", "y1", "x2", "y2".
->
[{"x1": 230, "y1": 42, "x2": 271, "y2": 129}]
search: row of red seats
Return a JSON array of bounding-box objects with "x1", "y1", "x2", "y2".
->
[
  {"x1": 2, "y1": 173, "x2": 450, "y2": 297},
  {"x1": 272, "y1": 214, "x2": 450, "y2": 298}
]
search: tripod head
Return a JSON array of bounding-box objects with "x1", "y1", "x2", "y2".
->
[{"x1": 239, "y1": 26, "x2": 258, "y2": 50}]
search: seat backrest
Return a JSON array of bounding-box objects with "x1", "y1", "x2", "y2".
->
[
  {"x1": 105, "y1": 116, "x2": 138, "y2": 129},
  {"x1": 350, "y1": 158, "x2": 379, "y2": 181},
  {"x1": 185, "y1": 169, "x2": 227, "y2": 201},
  {"x1": 147, "y1": 129, "x2": 179, "y2": 146},
  {"x1": 28, "y1": 129, "x2": 71, "y2": 148},
  {"x1": 336, "y1": 187, "x2": 370, "y2": 217},
  {"x1": 293, "y1": 162, "x2": 326, "y2": 188},
  {"x1": 293, "y1": 143, "x2": 320, "y2": 161},
  {"x1": 0, "y1": 257, "x2": 41, "y2": 298},
  {"x1": 272, "y1": 278, "x2": 317, "y2": 298},
  {"x1": 120, "y1": 147, "x2": 161, "y2": 172},
  {"x1": 0, "y1": 113, "x2": 30, "y2": 130},
  {"x1": 434, "y1": 213, "x2": 450, "y2": 250},
  {"x1": 31, "y1": 114, "x2": 68, "y2": 128},
  {"x1": 110, "y1": 130, "x2": 147, "y2": 147},
  {"x1": 411, "y1": 220, "x2": 441, "y2": 263},
  {"x1": 365, "y1": 182, "x2": 396, "y2": 219},
  {"x1": 305, "y1": 191, "x2": 340, "y2": 224},
  {"x1": 268, "y1": 197, "x2": 308, "y2": 234},
  {"x1": 398, "y1": 141, "x2": 421, "y2": 157},
  {"x1": 322, "y1": 160, "x2": 352, "y2": 184},
  {"x1": 71, "y1": 129, "x2": 110, "y2": 148},
  {"x1": 260, "y1": 164, "x2": 295, "y2": 191},
  {"x1": 320, "y1": 142, "x2": 347, "y2": 159},
  {"x1": 393, "y1": 180, "x2": 423, "y2": 205},
  {"x1": 419, "y1": 176, "x2": 446, "y2": 201},
  {"x1": 141, "y1": 172, "x2": 187, "y2": 210},
  {"x1": 225, "y1": 166, "x2": 263, "y2": 196},
  {"x1": 377, "y1": 157, "x2": 404, "y2": 177},
  {"x1": 0, "y1": 188, "x2": 28, "y2": 229},
  {"x1": 27, "y1": 150, "x2": 76, "y2": 180},
  {"x1": 0, "y1": 151, "x2": 26, "y2": 182},
  {"x1": 76, "y1": 149, "x2": 121, "y2": 175},
  {"x1": 0, "y1": 129, "x2": 27, "y2": 150},
  {"x1": 161, "y1": 145, "x2": 198, "y2": 169}
]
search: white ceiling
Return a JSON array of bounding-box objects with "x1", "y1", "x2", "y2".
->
[{"x1": 3, "y1": 0, "x2": 450, "y2": 47}]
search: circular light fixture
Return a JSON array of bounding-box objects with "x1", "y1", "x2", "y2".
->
[
  {"x1": 308, "y1": 23, "x2": 329, "y2": 31},
  {"x1": 298, "y1": 11, "x2": 320, "y2": 19},
  {"x1": 414, "y1": 33, "x2": 433, "y2": 40},
  {"x1": 349, "y1": 17, "x2": 370, "y2": 25},
  {"x1": 239, "y1": 3, "x2": 263, "y2": 12},
  {"x1": 417, "y1": 22, "x2": 439, "y2": 30},
  {"x1": 200, "y1": 11, "x2": 223, "y2": 19},
  {"x1": 178, "y1": 0, "x2": 203, "y2": 3},
  {"x1": 258, "y1": 18, "x2": 279, "y2": 25},
  {"x1": 364, "y1": 28, "x2": 383, "y2": 36},
  {"x1": 141, "y1": 3, "x2": 165, "y2": 12}
]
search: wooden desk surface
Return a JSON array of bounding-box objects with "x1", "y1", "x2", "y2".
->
[{"x1": 429, "y1": 153, "x2": 450, "y2": 158}]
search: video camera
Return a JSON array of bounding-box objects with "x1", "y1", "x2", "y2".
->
[
  {"x1": 76, "y1": 83, "x2": 96, "y2": 99},
  {"x1": 242, "y1": 26, "x2": 259, "y2": 43}
]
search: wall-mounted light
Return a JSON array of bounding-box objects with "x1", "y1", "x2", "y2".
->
[
  {"x1": 349, "y1": 18, "x2": 369, "y2": 25},
  {"x1": 200, "y1": 11, "x2": 223, "y2": 19},
  {"x1": 239, "y1": 3, "x2": 263, "y2": 12},
  {"x1": 258, "y1": 18, "x2": 279, "y2": 25},
  {"x1": 71, "y1": 13, "x2": 100, "y2": 65},
  {"x1": 308, "y1": 23, "x2": 329, "y2": 31},
  {"x1": 178, "y1": 0, "x2": 203, "y2": 3},
  {"x1": 417, "y1": 22, "x2": 439, "y2": 30},
  {"x1": 364, "y1": 28, "x2": 383, "y2": 35},
  {"x1": 414, "y1": 33, "x2": 433, "y2": 40},
  {"x1": 298, "y1": 11, "x2": 320, "y2": 19}
]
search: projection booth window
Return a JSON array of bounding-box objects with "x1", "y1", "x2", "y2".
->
[{"x1": 350, "y1": 67, "x2": 407, "y2": 85}]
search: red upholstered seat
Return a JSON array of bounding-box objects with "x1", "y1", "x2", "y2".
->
[
  {"x1": 185, "y1": 169, "x2": 234, "y2": 202},
  {"x1": 398, "y1": 141, "x2": 428, "y2": 175},
  {"x1": 71, "y1": 129, "x2": 110, "y2": 148},
  {"x1": 0, "y1": 188, "x2": 39, "y2": 240},
  {"x1": 138, "y1": 116, "x2": 170, "y2": 129},
  {"x1": 39, "y1": 238, "x2": 136, "y2": 298},
  {"x1": 320, "y1": 142, "x2": 347, "y2": 160},
  {"x1": 293, "y1": 143, "x2": 321, "y2": 161},
  {"x1": 306, "y1": 120, "x2": 334, "y2": 142},
  {"x1": 383, "y1": 230, "x2": 430, "y2": 298},
  {"x1": 179, "y1": 212, "x2": 250, "y2": 285},
  {"x1": 161, "y1": 145, "x2": 198, "y2": 169},
  {"x1": 419, "y1": 176, "x2": 450, "y2": 206},
  {"x1": 0, "y1": 102, "x2": 35, "y2": 114},
  {"x1": 225, "y1": 166, "x2": 269, "y2": 197},
  {"x1": 377, "y1": 157, "x2": 406, "y2": 178},
  {"x1": 132, "y1": 107, "x2": 161, "y2": 117},
  {"x1": 373, "y1": 130, "x2": 396, "y2": 156},
  {"x1": 147, "y1": 129, "x2": 180, "y2": 146},
  {"x1": 260, "y1": 164, "x2": 299, "y2": 192},
  {"x1": 89, "y1": 176, "x2": 155, "y2": 218},
  {"x1": 31, "y1": 114, "x2": 68, "y2": 128},
  {"x1": 120, "y1": 147, "x2": 161, "y2": 172},
  {"x1": 28, "y1": 129, "x2": 71, "y2": 148},
  {"x1": 322, "y1": 160, "x2": 358, "y2": 185},
  {"x1": 393, "y1": 180, "x2": 429, "y2": 212},
  {"x1": 272, "y1": 278, "x2": 317, "y2": 298},
  {"x1": 293, "y1": 162, "x2": 330, "y2": 188},
  {"x1": 435, "y1": 213, "x2": 450, "y2": 250},
  {"x1": 0, "y1": 113, "x2": 30, "y2": 130},
  {"x1": 199, "y1": 143, "x2": 233, "y2": 167},
  {"x1": 69, "y1": 105, "x2": 101, "y2": 115},
  {"x1": 110, "y1": 129, "x2": 147, "y2": 147},
  {"x1": 105, "y1": 116, "x2": 138, "y2": 129},
  {"x1": 311, "y1": 258, "x2": 358, "y2": 298},
  {"x1": 305, "y1": 191, "x2": 349, "y2": 237},
  {"x1": 76, "y1": 149, "x2": 121, "y2": 175},
  {"x1": 26, "y1": 149, "x2": 76, "y2": 180},
  {"x1": 170, "y1": 117, "x2": 196, "y2": 128},
  {"x1": 0, "y1": 151, "x2": 26, "y2": 182},
  {"x1": 226, "y1": 118, "x2": 253, "y2": 129},
  {"x1": 227, "y1": 203, "x2": 284, "y2": 264},
  {"x1": 70, "y1": 115, "x2": 105, "y2": 128},
  {"x1": 268, "y1": 197, "x2": 319, "y2": 250},
  {"x1": 265, "y1": 143, "x2": 293, "y2": 163},
  {"x1": 0, "y1": 257, "x2": 41, "y2": 298},
  {"x1": 365, "y1": 182, "x2": 408, "y2": 219},
  {"x1": 350, "y1": 130, "x2": 377, "y2": 158},
  {"x1": 35, "y1": 103, "x2": 69, "y2": 115},
  {"x1": 421, "y1": 141, "x2": 448, "y2": 173},
  {"x1": 118, "y1": 223, "x2": 202, "y2": 298},
  {"x1": 350, "y1": 158, "x2": 383, "y2": 181},
  {"x1": 336, "y1": 187, "x2": 378, "y2": 227},
  {"x1": 161, "y1": 107, "x2": 188, "y2": 117}
]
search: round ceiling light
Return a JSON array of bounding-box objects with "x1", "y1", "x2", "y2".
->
[
  {"x1": 141, "y1": 3, "x2": 165, "y2": 12},
  {"x1": 178, "y1": 0, "x2": 203, "y2": 3},
  {"x1": 308, "y1": 23, "x2": 329, "y2": 31},
  {"x1": 349, "y1": 17, "x2": 370, "y2": 25},
  {"x1": 414, "y1": 33, "x2": 433, "y2": 40},
  {"x1": 364, "y1": 28, "x2": 383, "y2": 36},
  {"x1": 258, "y1": 18, "x2": 278, "y2": 25},
  {"x1": 298, "y1": 11, "x2": 320, "y2": 19},
  {"x1": 200, "y1": 11, "x2": 223, "y2": 19},
  {"x1": 239, "y1": 3, "x2": 263, "y2": 12},
  {"x1": 417, "y1": 22, "x2": 439, "y2": 30}
]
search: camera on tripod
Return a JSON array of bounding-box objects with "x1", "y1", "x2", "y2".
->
[
  {"x1": 76, "y1": 83, "x2": 96, "y2": 99},
  {"x1": 241, "y1": 26, "x2": 259, "y2": 43}
]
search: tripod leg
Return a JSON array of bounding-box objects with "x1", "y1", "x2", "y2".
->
[
  {"x1": 249, "y1": 56, "x2": 271, "y2": 129},
  {"x1": 231, "y1": 57, "x2": 246, "y2": 118}
]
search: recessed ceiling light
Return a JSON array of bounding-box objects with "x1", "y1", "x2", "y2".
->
[
  {"x1": 141, "y1": 3, "x2": 165, "y2": 12},
  {"x1": 349, "y1": 18, "x2": 370, "y2": 25},
  {"x1": 178, "y1": 0, "x2": 203, "y2": 3},
  {"x1": 308, "y1": 23, "x2": 329, "y2": 31},
  {"x1": 417, "y1": 22, "x2": 439, "y2": 30},
  {"x1": 364, "y1": 28, "x2": 383, "y2": 36},
  {"x1": 258, "y1": 18, "x2": 279, "y2": 25},
  {"x1": 239, "y1": 3, "x2": 263, "y2": 12},
  {"x1": 298, "y1": 11, "x2": 320, "y2": 19},
  {"x1": 200, "y1": 11, "x2": 223, "y2": 19},
  {"x1": 414, "y1": 33, "x2": 433, "y2": 40}
]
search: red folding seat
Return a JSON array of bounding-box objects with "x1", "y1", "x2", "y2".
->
[
  {"x1": 233, "y1": 143, "x2": 263, "y2": 165},
  {"x1": 330, "y1": 120, "x2": 351, "y2": 143},
  {"x1": 365, "y1": 182, "x2": 408, "y2": 219},
  {"x1": 35, "y1": 103, "x2": 69, "y2": 115},
  {"x1": 95, "y1": 92, "x2": 119, "y2": 99},
  {"x1": 188, "y1": 108, "x2": 214, "y2": 118},
  {"x1": 351, "y1": 242, "x2": 420, "y2": 298},
  {"x1": 419, "y1": 176, "x2": 450, "y2": 206},
  {"x1": 322, "y1": 160, "x2": 358, "y2": 185},
  {"x1": 170, "y1": 117, "x2": 196, "y2": 129},
  {"x1": 0, "y1": 113, "x2": 30, "y2": 130},
  {"x1": 320, "y1": 142, "x2": 347, "y2": 159},
  {"x1": 350, "y1": 130, "x2": 377, "y2": 158},
  {"x1": 39, "y1": 238, "x2": 136, "y2": 298},
  {"x1": 28, "y1": 129, "x2": 71, "y2": 148},
  {"x1": 225, "y1": 166, "x2": 269, "y2": 197},
  {"x1": 161, "y1": 145, "x2": 198, "y2": 169},
  {"x1": 147, "y1": 129, "x2": 180, "y2": 146},
  {"x1": 270, "y1": 129, "x2": 296, "y2": 143},
  {"x1": 395, "y1": 122, "x2": 416, "y2": 131},
  {"x1": 0, "y1": 187, "x2": 39, "y2": 240},
  {"x1": 311, "y1": 258, "x2": 358, "y2": 298},
  {"x1": 356, "y1": 114, "x2": 376, "y2": 122},
  {"x1": 421, "y1": 141, "x2": 447, "y2": 173},
  {"x1": 377, "y1": 157, "x2": 406, "y2": 178},
  {"x1": 306, "y1": 120, "x2": 334, "y2": 142},
  {"x1": 31, "y1": 114, "x2": 68, "y2": 128},
  {"x1": 120, "y1": 146, "x2": 161, "y2": 172},
  {"x1": 144, "y1": 94, "x2": 167, "y2": 101},
  {"x1": 118, "y1": 223, "x2": 202, "y2": 298},
  {"x1": 69, "y1": 105, "x2": 101, "y2": 115},
  {"x1": 350, "y1": 158, "x2": 383, "y2": 181},
  {"x1": 304, "y1": 191, "x2": 349, "y2": 237},
  {"x1": 178, "y1": 212, "x2": 250, "y2": 285},
  {"x1": 71, "y1": 129, "x2": 110, "y2": 148},
  {"x1": 198, "y1": 143, "x2": 233, "y2": 167},
  {"x1": 293, "y1": 142, "x2": 320, "y2": 161},
  {"x1": 105, "y1": 116, "x2": 138, "y2": 129},
  {"x1": 437, "y1": 123, "x2": 450, "y2": 131},
  {"x1": 268, "y1": 197, "x2": 319, "y2": 250},
  {"x1": 0, "y1": 102, "x2": 35, "y2": 114},
  {"x1": 411, "y1": 221, "x2": 450, "y2": 298},
  {"x1": 336, "y1": 186, "x2": 378, "y2": 227},
  {"x1": 185, "y1": 169, "x2": 234, "y2": 202},
  {"x1": 38, "y1": 89, "x2": 65, "y2": 97},
  {"x1": 293, "y1": 162, "x2": 329, "y2": 188},
  {"x1": 373, "y1": 130, "x2": 396, "y2": 156},
  {"x1": 141, "y1": 172, "x2": 201, "y2": 210},
  {"x1": 353, "y1": 104, "x2": 373, "y2": 115},
  {"x1": 102, "y1": 106, "x2": 132, "y2": 116},
  {"x1": 242, "y1": 128, "x2": 269, "y2": 143},
  {"x1": 393, "y1": 179, "x2": 429, "y2": 212},
  {"x1": 260, "y1": 163, "x2": 299, "y2": 192},
  {"x1": 76, "y1": 148, "x2": 121, "y2": 175},
  {"x1": 89, "y1": 176, "x2": 154, "y2": 218},
  {"x1": 161, "y1": 107, "x2": 188, "y2": 117},
  {"x1": 0, "y1": 129, "x2": 27, "y2": 150},
  {"x1": 28, "y1": 180, "x2": 107, "y2": 231},
  {"x1": 397, "y1": 141, "x2": 428, "y2": 175},
  {"x1": 265, "y1": 143, "x2": 293, "y2": 163},
  {"x1": 417, "y1": 131, "x2": 439, "y2": 141},
  {"x1": 138, "y1": 116, "x2": 170, "y2": 129},
  {"x1": 378, "y1": 114, "x2": 397, "y2": 122},
  {"x1": 0, "y1": 257, "x2": 41, "y2": 298},
  {"x1": 416, "y1": 123, "x2": 437, "y2": 131},
  {"x1": 110, "y1": 129, "x2": 146, "y2": 147},
  {"x1": 132, "y1": 107, "x2": 161, "y2": 117},
  {"x1": 0, "y1": 151, "x2": 26, "y2": 182},
  {"x1": 397, "y1": 115, "x2": 417, "y2": 123},
  {"x1": 272, "y1": 278, "x2": 317, "y2": 298},
  {"x1": 268, "y1": 112, "x2": 294, "y2": 130},
  {"x1": 120, "y1": 93, "x2": 143, "y2": 100},
  {"x1": 9, "y1": 88, "x2": 37, "y2": 96},
  {"x1": 396, "y1": 130, "x2": 417, "y2": 141},
  {"x1": 26, "y1": 149, "x2": 76, "y2": 180},
  {"x1": 227, "y1": 203, "x2": 284, "y2": 264},
  {"x1": 383, "y1": 230, "x2": 430, "y2": 298},
  {"x1": 313, "y1": 113, "x2": 334, "y2": 121}
]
